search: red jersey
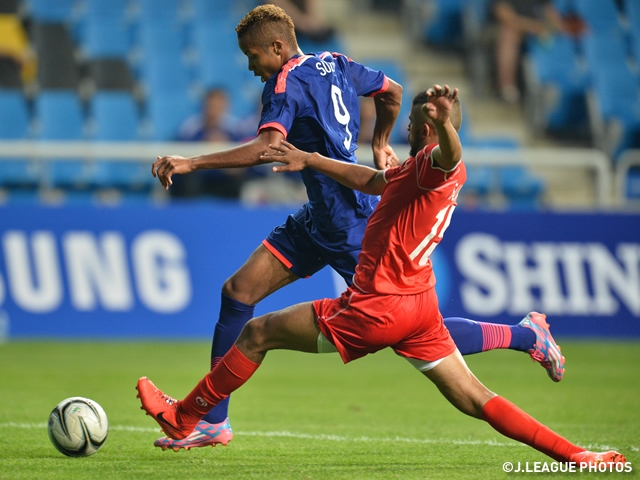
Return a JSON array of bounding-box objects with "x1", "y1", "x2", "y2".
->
[{"x1": 352, "y1": 144, "x2": 466, "y2": 295}]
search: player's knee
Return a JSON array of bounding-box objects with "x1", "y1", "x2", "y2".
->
[
  {"x1": 222, "y1": 274, "x2": 254, "y2": 304},
  {"x1": 237, "y1": 316, "x2": 270, "y2": 353}
]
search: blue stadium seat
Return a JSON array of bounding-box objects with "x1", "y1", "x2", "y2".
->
[
  {"x1": 90, "y1": 91, "x2": 140, "y2": 141},
  {"x1": 581, "y1": 31, "x2": 629, "y2": 68},
  {"x1": 421, "y1": 0, "x2": 464, "y2": 47},
  {"x1": 35, "y1": 91, "x2": 84, "y2": 140},
  {"x1": 552, "y1": 0, "x2": 575, "y2": 15},
  {"x1": 0, "y1": 90, "x2": 29, "y2": 139},
  {"x1": 139, "y1": 0, "x2": 183, "y2": 22},
  {"x1": 147, "y1": 94, "x2": 198, "y2": 141},
  {"x1": 34, "y1": 91, "x2": 96, "y2": 194},
  {"x1": 74, "y1": 0, "x2": 132, "y2": 52},
  {"x1": 573, "y1": 0, "x2": 621, "y2": 33},
  {"x1": 82, "y1": 19, "x2": 132, "y2": 59},
  {"x1": 137, "y1": 21, "x2": 185, "y2": 62},
  {"x1": 0, "y1": 90, "x2": 41, "y2": 197},
  {"x1": 461, "y1": 165, "x2": 493, "y2": 198},
  {"x1": 625, "y1": 0, "x2": 640, "y2": 65},
  {"x1": 93, "y1": 161, "x2": 156, "y2": 193},
  {"x1": 498, "y1": 166, "x2": 546, "y2": 210},
  {"x1": 525, "y1": 35, "x2": 589, "y2": 133},
  {"x1": 588, "y1": 62, "x2": 640, "y2": 159},
  {"x1": 625, "y1": 0, "x2": 640, "y2": 28},
  {"x1": 624, "y1": 166, "x2": 640, "y2": 199},
  {"x1": 84, "y1": 0, "x2": 130, "y2": 22},
  {"x1": 297, "y1": 34, "x2": 346, "y2": 57},
  {"x1": 88, "y1": 91, "x2": 154, "y2": 198},
  {"x1": 26, "y1": 0, "x2": 75, "y2": 22},
  {"x1": 191, "y1": 0, "x2": 247, "y2": 24},
  {"x1": 139, "y1": 54, "x2": 192, "y2": 96}
]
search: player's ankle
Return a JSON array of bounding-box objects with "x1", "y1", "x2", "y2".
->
[{"x1": 175, "y1": 403, "x2": 202, "y2": 429}]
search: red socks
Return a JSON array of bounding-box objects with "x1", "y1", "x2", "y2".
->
[
  {"x1": 482, "y1": 396, "x2": 585, "y2": 462},
  {"x1": 179, "y1": 345, "x2": 260, "y2": 420}
]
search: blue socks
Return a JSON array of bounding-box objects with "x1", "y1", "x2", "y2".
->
[
  {"x1": 202, "y1": 294, "x2": 255, "y2": 425},
  {"x1": 444, "y1": 317, "x2": 536, "y2": 356}
]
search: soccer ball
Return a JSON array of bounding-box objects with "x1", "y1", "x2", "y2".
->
[{"x1": 47, "y1": 397, "x2": 109, "y2": 457}]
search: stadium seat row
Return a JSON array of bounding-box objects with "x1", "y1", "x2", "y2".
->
[
  {"x1": 0, "y1": 88, "x2": 159, "y2": 204},
  {"x1": 524, "y1": 0, "x2": 640, "y2": 161},
  {"x1": 421, "y1": 0, "x2": 640, "y2": 163}
]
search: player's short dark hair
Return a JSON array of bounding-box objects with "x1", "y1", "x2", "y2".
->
[
  {"x1": 412, "y1": 90, "x2": 463, "y2": 131},
  {"x1": 236, "y1": 4, "x2": 297, "y2": 50}
]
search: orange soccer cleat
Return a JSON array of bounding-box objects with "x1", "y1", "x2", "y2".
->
[{"x1": 135, "y1": 376, "x2": 198, "y2": 440}]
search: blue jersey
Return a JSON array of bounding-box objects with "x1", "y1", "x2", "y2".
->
[{"x1": 258, "y1": 52, "x2": 389, "y2": 233}]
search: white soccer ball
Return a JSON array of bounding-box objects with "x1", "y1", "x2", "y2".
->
[{"x1": 47, "y1": 397, "x2": 109, "y2": 457}]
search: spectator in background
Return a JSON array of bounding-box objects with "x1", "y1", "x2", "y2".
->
[
  {"x1": 492, "y1": 0, "x2": 568, "y2": 104},
  {"x1": 0, "y1": 7, "x2": 36, "y2": 88},
  {"x1": 178, "y1": 87, "x2": 237, "y2": 143},
  {"x1": 173, "y1": 88, "x2": 251, "y2": 199},
  {"x1": 266, "y1": 0, "x2": 336, "y2": 46}
]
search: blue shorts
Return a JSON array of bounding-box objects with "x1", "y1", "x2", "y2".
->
[{"x1": 263, "y1": 204, "x2": 366, "y2": 284}]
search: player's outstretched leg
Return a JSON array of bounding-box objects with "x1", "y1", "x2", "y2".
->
[
  {"x1": 443, "y1": 312, "x2": 564, "y2": 381},
  {"x1": 422, "y1": 350, "x2": 625, "y2": 464},
  {"x1": 483, "y1": 396, "x2": 626, "y2": 465}
]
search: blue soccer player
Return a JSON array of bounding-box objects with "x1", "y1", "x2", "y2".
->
[{"x1": 151, "y1": 4, "x2": 564, "y2": 451}]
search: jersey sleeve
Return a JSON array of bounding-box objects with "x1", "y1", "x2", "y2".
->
[
  {"x1": 257, "y1": 74, "x2": 305, "y2": 138},
  {"x1": 416, "y1": 144, "x2": 462, "y2": 189},
  {"x1": 344, "y1": 57, "x2": 389, "y2": 97},
  {"x1": 383, "y1": 163, "x2": 405, "y2": 183}
]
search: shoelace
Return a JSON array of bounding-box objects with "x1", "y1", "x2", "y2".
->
[{"x1": 155, "y1": 389, "x2": 177, "y2": 406}]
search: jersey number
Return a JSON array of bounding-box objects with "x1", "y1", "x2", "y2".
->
[
  {"x1": 331, "y1": 85, "x2": 352, "y2": 150},
  {"x1": 409, "y1": 205, "x2": 456, "y2": 266}
]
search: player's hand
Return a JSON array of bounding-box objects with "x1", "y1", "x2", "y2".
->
[
  {"x1": 260, "y1": 141, "x2": 310, "y2": 172},
  {"x1": 423, "y1": 84, "x2": 458, "y2": 126},
  {"x1": 373, "y1": 144, "x2": 399, "y2": 169},
  {"x1": 151, "y1": 155, "x2": 194, "y2": 190}
]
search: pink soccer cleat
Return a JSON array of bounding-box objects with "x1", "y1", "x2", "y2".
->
[
  {"x1": 519, "y1": 312, "x2": 565, "y2": 382},
  {"x1": 154, "y1": 419, "x2": 233, "y2": 451},
  {"x1": 135, "y1": 376, "x2": 198, "y2": 440}
]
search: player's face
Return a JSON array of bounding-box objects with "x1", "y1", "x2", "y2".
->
[
  {"x1": 238, "y1": 36, "x2": 283, "y2": 83},
  {"x1": 407, "y1": 105, "x2": 427, "y2": 157}
]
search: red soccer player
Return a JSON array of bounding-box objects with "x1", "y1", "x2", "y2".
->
[{"x1": 137, "y1": 84, "x2": 624, "y2": 466}]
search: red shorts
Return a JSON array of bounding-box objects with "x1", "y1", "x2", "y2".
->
[{"x1": 313, "y1": 286, "x2": 456, "y2": 364}]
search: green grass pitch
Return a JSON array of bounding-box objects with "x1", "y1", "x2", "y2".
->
[{"x1": 0, "y1": 340, "x2": 638, "y2": 479}]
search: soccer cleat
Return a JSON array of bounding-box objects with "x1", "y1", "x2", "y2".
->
[
  {"x1": 519, "y1": 312, "x2": 565, "y2": 382},
  {"x1": 569, "y1": 450, "x2": 627, "y2": 466},
  {"x1": 135, "y1": 376, "x2": 198, "y2": 440},
  {"x1": 154, "y1": 419, "x2": 233, "y2": 451}
]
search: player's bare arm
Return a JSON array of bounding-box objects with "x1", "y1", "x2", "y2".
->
[
  {"x1": 424, "y1": 84, "x2": 462, "y2": 172},
  {"x1": 262, "y1": 141, "x2": 386, "y2": 195},
  {"x1": 151, "y1": 129, "x2": 285, "y2": 190},
  {"x1": 371, "y1": 78, "x2": 403, "y2": 170}
]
